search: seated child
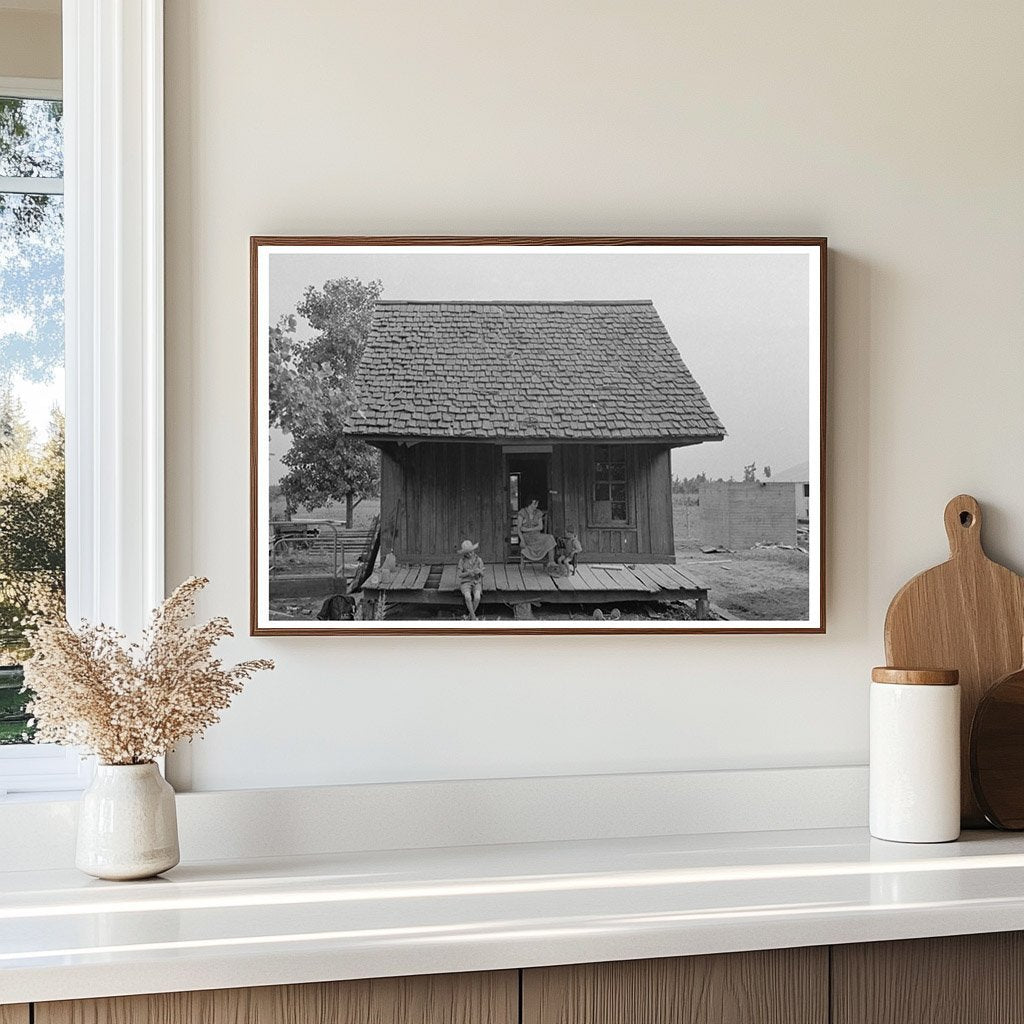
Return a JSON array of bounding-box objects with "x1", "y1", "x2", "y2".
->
[
  {"x1": 456, "y1": 539, "x2": 485, "y2": 620},
  {"x1": 556, "y1": 530, "x2": 583, "y2": 574}
]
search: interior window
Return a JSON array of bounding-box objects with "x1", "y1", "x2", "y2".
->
[
  {"x1": 0, "y1": 93, "x2": 65, "y2": 745},
  {"x1": 591, "y1": 443, "x2": 629, "y2": 525}
]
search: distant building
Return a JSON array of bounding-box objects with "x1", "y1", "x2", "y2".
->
[
  {"x1": 773, "y1": 460, "x2": 811, "y2": 523},
  {"x1": 699, "y1": 480, "x2": 799, "y2": 549}
]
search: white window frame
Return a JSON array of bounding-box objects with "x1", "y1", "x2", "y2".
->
[{"x1": 0, "y1": 0, "x2": 165, "y2": 797}]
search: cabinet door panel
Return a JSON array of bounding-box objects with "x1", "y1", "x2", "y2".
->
[
  {"x1": 523, "y1": 949, "x2": 827, "y2": 1024},
  {"x1": 0, "y1": 1007, "x2": 29, "y2": 1024},
  {"x1": 832, "y1": 932, "x2": 1024, "y2": 1024},
  {"x1": 36, "y1": 971, "x2": 518, "y2": 1024}
]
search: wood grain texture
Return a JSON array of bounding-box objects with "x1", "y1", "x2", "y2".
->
[
  {"x1": 522, "y1": 949, "x2": 828, "y2": 1024},
  {"x1": 884, "y1": 494, "x2": 1024, "y2": 826},
  {"x1": 970, "y1": 656, "x2": 1024, "y2": 827},
  {"x1": 0, "y1": 1007, "x2": 30, "y2": 1024},
  {"x1": 871, "y1": 667, "x2": 959, "y2": 686},
  {"x1": 36, "y1": 971, "x2": 517, "y2": 1024},
  {"x1": 832, "y1": 932, "x2": 1024, "y2": 1024}
]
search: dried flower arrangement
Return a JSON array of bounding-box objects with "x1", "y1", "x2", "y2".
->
[{"x1": 23, "y1": 577, "x2": 273, "y2": 765}]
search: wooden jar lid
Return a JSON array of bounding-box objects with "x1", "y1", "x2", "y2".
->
[{"x1": 871, "y1": 667, "x2": 960, "y2": 686}]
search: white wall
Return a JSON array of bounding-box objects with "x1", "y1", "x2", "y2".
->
[{"x1": 164, "y1": 1, "x2": 1024, "y2": 792}]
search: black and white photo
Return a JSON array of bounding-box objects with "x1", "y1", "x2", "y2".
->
[{"x1": 251, "y1": 238, "x2": 825, "y2": 634}]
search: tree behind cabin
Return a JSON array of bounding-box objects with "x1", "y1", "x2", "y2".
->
[{"x1": 269, "y1": 276, "x2": 383, "y2": 527}]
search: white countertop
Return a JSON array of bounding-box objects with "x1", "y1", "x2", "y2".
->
[{"x1": 4, "y1": 826, "x2": 1024, "y2": 1004}]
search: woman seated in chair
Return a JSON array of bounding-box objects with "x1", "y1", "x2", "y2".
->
[{"x1": 517, "y1": 498, "x2": 557, "y2": 567}]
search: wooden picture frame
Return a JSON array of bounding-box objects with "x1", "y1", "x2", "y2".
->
[{"x1": 251, "y1": 236, "x2": 827, "y2": 635}]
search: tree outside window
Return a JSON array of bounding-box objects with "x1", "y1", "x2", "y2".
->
[{"x1": 0, "y1": 94, "x2": 65, "y2": 744}]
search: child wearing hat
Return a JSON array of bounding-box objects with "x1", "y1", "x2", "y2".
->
[{"x1": 456, "y1": 540, "x2": 485, "y2": 620}]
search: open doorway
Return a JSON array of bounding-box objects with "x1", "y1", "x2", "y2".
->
[{"x1": 506, "y1": 452, "x2": 550, "y2": 561}]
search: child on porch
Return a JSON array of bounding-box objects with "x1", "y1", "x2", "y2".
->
[{"x1": 456, "y1": 539, "x2": 485, "y2": 620}]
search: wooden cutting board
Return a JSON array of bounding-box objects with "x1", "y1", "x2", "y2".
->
[
  {"x1": 970, "y1": 652, "x2": 1024, "y2": 829},
  {"x1": 884, "y1": 494, "x2": 1024, "y2": 826}
]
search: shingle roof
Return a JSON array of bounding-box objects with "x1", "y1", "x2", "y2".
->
[{"x1": 344, "y1": 300, "x2": 726, "y2": 444}]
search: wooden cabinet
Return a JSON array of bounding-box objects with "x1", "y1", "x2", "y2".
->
[
  {"x1": 13, "y1": 933, "x2": 1024, "y2": 1024},
  {"x1": 832, "y1": 932, "x2": 1024, "y2": 1024},
  {"x1": 34, "y1": 971, "x2": 517, "y2": 1024},
  {"x1": 522, "y1": 948, "x2": 828, "y2": 1024}
]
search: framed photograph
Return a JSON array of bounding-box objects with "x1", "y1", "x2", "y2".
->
[{"x1": 251, "y1": 237, "x2": 826, "y2": 635}]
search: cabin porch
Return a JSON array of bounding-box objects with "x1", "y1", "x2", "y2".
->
[{"x1": 361, "y1": 560, "x2": 710, "y2": 615}]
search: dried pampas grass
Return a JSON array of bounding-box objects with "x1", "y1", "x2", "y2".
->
[{"x1": 23, "y1": 577, "x2": 273, "y2": 765}]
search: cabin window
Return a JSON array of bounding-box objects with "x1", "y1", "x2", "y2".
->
[{"x1": 591, "y1": 444, "x2": 630, "y2": 525}]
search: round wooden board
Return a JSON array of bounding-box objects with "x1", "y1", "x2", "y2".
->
[{"x1": 971, "y1": 664, "x2": 1024, "y2": 829}]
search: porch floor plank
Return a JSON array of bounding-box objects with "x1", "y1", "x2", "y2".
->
[
  {"x1": 629, "y1": 565, "x2": 664, "y2": 592},
  {"x1": 355, "y1": 561, "x2": 708, "y2": 609},
  {"x1": 551, "y1": 571, "x2": 576, "y2": 591},
  {"x1": 439, "y1": 564, "x2": 458, "y2": 591},
  {"x1": 503, "y1": 566, "x2": 525, "y2": 591},
  {"x1": 573, "y1": 565, "x2": 606, "y2": 590},
  {"x1": 663, "y1": 564, "x2": 704, "y2": 589},
  {"x1": 642, "y1": 564, "x2": 681, "y2": 590},
  {"x1": 529, "y1": 566, "x2": 558, "y2": 592}
]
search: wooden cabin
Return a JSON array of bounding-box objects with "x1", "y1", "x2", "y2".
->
[{"x1": 346, "y1": 300, "x2": 726, "y2": 574}]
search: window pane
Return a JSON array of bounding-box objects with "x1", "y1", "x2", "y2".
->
[
  {"x1": 611, "y1": 501, "x2": 627, "y2": 521},
  {"x1": 594, "y1": 483, "x2": 610, "y2": 502},
  {"x1": 611, "y1": 483, "x2": 626, "y2": 502},
  {"x1": 0, "y1": 182, "x2": 65, "y2": 743},
  {"x1": 0, "y1": 98, "x2": 63, "y2": 178},
  {"x1": 0, "y1": 664, "x2": 30, "y2": 743}
]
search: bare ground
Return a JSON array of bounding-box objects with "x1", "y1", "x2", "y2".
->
[{"x1": 673, "y1": 494, "x2": 809, "y2": 621}]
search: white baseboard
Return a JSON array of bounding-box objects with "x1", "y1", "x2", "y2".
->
[{"x1": 0, "y1": 765, "x2": 867, "y2": 871}]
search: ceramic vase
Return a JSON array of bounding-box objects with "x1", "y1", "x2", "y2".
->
[{"x1": 76, "y1": 762, "x2": 180, "y2": 880}]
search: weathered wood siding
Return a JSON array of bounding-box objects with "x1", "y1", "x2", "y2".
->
[
  {"x1": 554, "y1": 444, "x2": 675, "y2": 563},
  {"x1": 699, "y1": 481, "x2": 798, "y2": 548},
  {"x1": 380, "y1": 443, "x2": 506, "y2": 563},
  {"x1": 548, "y1": 444, "x2": 675, "y2": 565},
  {"x1": 379, "y1": 441, "x2": 676, "y2": 564}
]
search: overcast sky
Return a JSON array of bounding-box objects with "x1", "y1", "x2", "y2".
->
[{"x1": 269, "y1": 248, "x2": 812, "y2": 482}]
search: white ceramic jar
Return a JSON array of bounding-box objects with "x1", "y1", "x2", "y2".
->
[
  {"x1": 870, "y1": 667, "x2": 961, "y2": 843},
  {"x1": 76, "y1": 762, "x2": 180, "y2": 880}
]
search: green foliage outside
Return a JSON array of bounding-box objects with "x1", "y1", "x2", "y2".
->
[
  {"x1": 0, "y1": 95, "x2": 66, "y2": 743},
  {"x1": 0, "y1": 396, "x2": 65, "y2": 742},
  {"x1": 0, "y1": 665, "x2": 29, "y2": 743},
  {"x1": 270, "y1": 277, "x2": 383, "y2": 525}
]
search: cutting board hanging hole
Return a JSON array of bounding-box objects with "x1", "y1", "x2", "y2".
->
[{"x1": 944, "y1": 494, "x2": 983, "y2": 557}]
